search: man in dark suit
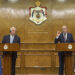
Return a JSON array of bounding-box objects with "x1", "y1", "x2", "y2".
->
[
  {"x1": 2, "y1": 27, "x2": 20, "y2": 75},
  {"x1": 55, "y1": 25, "x2": 74, "y2": 75}
]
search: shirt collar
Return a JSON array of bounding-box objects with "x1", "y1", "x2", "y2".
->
[
  {"x1": 10, "y1": 34, "x2": 15, "y2": 38},
  {"x1": 63, "y1": 33, "x2": 67, "y2": 36}
]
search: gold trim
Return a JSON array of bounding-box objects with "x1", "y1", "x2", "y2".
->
[{"x1": 35, "y1": 1, "x2": 41, "y2": 7}]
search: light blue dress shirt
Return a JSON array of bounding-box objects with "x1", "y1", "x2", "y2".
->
[{"x1": 10, "y1": 35, "x2": 14, "y2": 43}]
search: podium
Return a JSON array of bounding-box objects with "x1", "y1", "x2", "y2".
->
[
  {"x1": 56, "y1": 43, "x2": 75, "y2": 75},
  {"x1": 0, "y1": 43, "x2": 20, "y2": 75}
]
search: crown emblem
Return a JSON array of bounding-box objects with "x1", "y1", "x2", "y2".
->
[
  {"x1": 29, "y1": 1, "x2": 47, "y2": 25},
  {"x1": 35, "y1": 1, "x2": 41, "y2": 7}
]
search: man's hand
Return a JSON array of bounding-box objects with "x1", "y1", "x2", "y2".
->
[{"x1": 56, "y1": 31, "x2": 61, "y2": 38}]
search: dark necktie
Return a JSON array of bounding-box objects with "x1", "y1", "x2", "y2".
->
[{"x1": 64, "y1": 33, "x2": 67, "y2": 42}]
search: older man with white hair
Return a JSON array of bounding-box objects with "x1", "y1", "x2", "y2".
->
[
  {"x1": 55, "y1": 25, "x2": 74, "y2": 75},
  {"x1": 2, "y1": 27, "x2": 20, "y2": 75}
]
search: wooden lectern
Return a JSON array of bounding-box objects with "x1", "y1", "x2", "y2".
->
[
  {"x1": 56, "y1": 43, "x2": 75, "y2": 75},
  {"x1": 0, "y1": 43, "x2": 20, "y2": 75}
]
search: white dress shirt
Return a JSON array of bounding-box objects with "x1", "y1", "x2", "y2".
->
[
  {"x1": 63, "y1": 33, "x2": 67, "y2": 41},
  {"x1": 10, "y1": 35, "x2": 15, "y2": 43}
]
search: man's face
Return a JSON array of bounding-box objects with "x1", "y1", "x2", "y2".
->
[
  {"x1": 62, "y1": 26, "x2": 67, "y2": 33},
  {"x1": 10, "y1": 28, "x2": 16, "y2": 35}
]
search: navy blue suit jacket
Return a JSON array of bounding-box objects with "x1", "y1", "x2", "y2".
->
[
  {"x1": 2, "y1": 35, "x2": 20, "y2": 57},
  {"x1": 54, "y1": 33, "x2": 74, "y2": 55}
]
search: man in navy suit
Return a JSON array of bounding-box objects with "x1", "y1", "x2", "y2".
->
[
  {"x1": 55, "y1": 25, "x2": 74, "y2": 75},
  {"x1": 2, "y1": 27, "x2": 20, "y2": 75}
]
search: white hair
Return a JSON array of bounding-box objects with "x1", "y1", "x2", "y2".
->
[
  {"x1": 62, "y1": 25, "x2": 67, "y2": 28},
  {"x1": 10, "y1": 27, "x2": 16, "y2": 32}
]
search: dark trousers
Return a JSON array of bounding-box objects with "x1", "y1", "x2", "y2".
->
[
  {"x1": 11, "y1": 56, "x2": 16, "y2": 75},
  {"x1": 59, "y1": 53, "x2": 64, "y2": 75},
  {"x1": 59, "y1": 52, "x2": 72, "y2": 75},
  {"x1": 3, "y1": 52, "x2": 17, "y2": 75}
]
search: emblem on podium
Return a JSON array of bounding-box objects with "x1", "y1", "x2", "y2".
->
[
  {"x1": 68, "y1": 44, "x2": 72, "y2": 50},
  {"x1": 4, "y1": 44, "x2": 8, "y2": 50},
  {"x1": 29, "y1": 1, "x2": 47, "y2": 25}
]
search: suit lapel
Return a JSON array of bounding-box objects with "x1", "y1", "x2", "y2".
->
[
  {"x1": 8, "y1": 35, "x2": 10, "y2": 43},
  {"x1": 61, "y1": 33, "x2": 65, "y2": 42},
  {"x1": 13, "y1": 35, "x2": 16, "y2": 43},
  {"x1": 66, "y1": 33, "x2": 69, "y2": 42}
]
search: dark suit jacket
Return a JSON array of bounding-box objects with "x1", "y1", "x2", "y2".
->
[
  {"x1": 54, "y1": 33, "x2": 74, "y2": 55},
  {"x1": 2, "y1": 35, "x2": 20, "y2": 58}
]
